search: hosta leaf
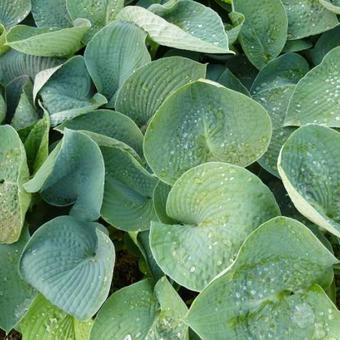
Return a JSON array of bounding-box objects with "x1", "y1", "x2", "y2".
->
[
  {"x1": 137, "y1": 230, "x2": 164, "y2": 280},
  {"x1": 20, "y1": 294, "x2": 93, "y2": 340},
  {"x1": 0, "y1": 0, "x2": 31, "y2": 29},
  {"x1": 90, "y1": 277, "x2": 189, "y2": 340},
  {"x1": 6, "y1": 19, "x2": 91, "y2": 57},
  {"x1": 225, "y1": 55, "x2": 258, "y2": 90},
  {"x1": 153, "y1": 181, "x2": 175, "y2": 224},
  {"x1": 269, "y1": 180, "x2": 333, "y2": 251},
  {"x1": 115, "y1": 56, "x2": 206, "y2": 127},
  {"x1": 144, "y1": 80, "x2": 272, "y2": 185},
  {"x1": 0, "y1": 50, "x2": 63, "y2": 86},
  {"x1": 23, "y1": 113, "x2": 50, "y2": 174},
  {"x1": 100, "y1": 145, "x2": 158, "y2": 231},
  {"x1": 254, "y1": 86, "x2": 295, "y2": 177},
  {"x1": 84, "y1": 20, "x2": 151, "y2": 106},
  {"x1": 187, "y1": 217, "x2": 339, "y2": 339},
  {"x1": 67, "y1": 0, "x2": 124, "y2": 42},
  {"x1": 232, "y1": 0, "x2": 288, "y2": 69},
  {"x1": 285, "y1": 47, "x2": 340, "y2": 127},
  {"x1": 251, "y1": 53, "x2": 309, "y2": 94},
  {"x1": 79, "y1": 130, "x2": 141, "y2": 161},
  {"x1": 319, "y1": 0, "x2": 340, "y2": 14},
  {"x1": 207, "y1": 65, "x2": 249, "y2": 96},
  {"x1": 20, "y1": 216, "x2": 115, "y2": 320},
  {"x1": 57, "y1": 109, "x2": 143, "y2": 156},
  {"x1": 227, "y1": 11, "x2": 245, "y2": 46},
  {"x1": 24, "y1": 129, "x2": 105, "y2": 221},
  {"x1": 5, "y1": 75, "x2": 31, "y2": 121},
  {"x1": 35, "y1": 56, "x2": 107, "y2": 126},
  {"x1": 0, "y1": 229, "x2": 36, "y2": 333},
  {"x1": 283, "y1": 39, "x2": 313, "y2": 53},
  {"x1": 0, "y1": 125, "x2": 30, "y2": 244},
  {"x1": 11, "y1": 79, "x2": 38, "y2": 130},
  {"x1": 278, "y1": 125, "x2": 340, "y2": 237},
  {"x1": 251, "y1": 53, "x2": 309, "y2": 177},
  {"x1": 31, "y1": 0, "x2": 71, "y2": 28},
  {"x1": 309, "y1": 26, "x2": 340, "y2": 65},
  {"x1": 281, "y1": 0, "x2": 338, "y2": 40},
  {"x1": 150, "y1": 162, "x2": 280, "y2": 291},
  {"x1": 0, "y1": 24, "x2": 10, "y2": 55},
  {"x1": 117, "y1": 2, "x2": 230, "y2": 54}
]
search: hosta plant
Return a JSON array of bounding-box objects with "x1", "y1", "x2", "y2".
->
[{"x1": 0, "y1": 0, "x2": 339, "y2": 339}]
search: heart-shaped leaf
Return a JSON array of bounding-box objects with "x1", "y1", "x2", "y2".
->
[
  {"x1": 34, "y1": 56, "x2": 107, "y2": 126},
  {"x1": 117, "y1": 1, "x2": 230, "y2": 54},
  {"x1": 187, "y1": 216, "x2": 339, "y2": 339},
  {"x1": 101, "y1": 145, "x2": 158, "y2": 231},
  {"x1": 0, "y1": 125, "x2": 31, "y2": 244},
  {"x1": 24, "y1": 129, "x2": 105, "y2": 221},
  {"x1": 20, "y1": 294, "x2": 93, "y2": 340},
  {"x1": 0, "y1": 228, "x2": 36, "y2": 333},
  {"x1": 6, "y1": 19, "x2": 91, "y2": 57},
  {"x1": 90, "y1": 277, "x2": 189, "y2": 340},
  {"x1": 115, "y1": 56, "x2": 206, "y2": 127},
  {"x1": 84, "y1": 20, "x2": 151, "y2": 106},
  {"x1": 20, "y1": 216, "x2": 115, "y2": 320},
  {"x1": 233, "y1": 0, "x2": 288, "y2": 69},
  {"x1": 285, "y1": 46, "x2": 340, "y2": 127},
  {"x1": 150, "y1": 162, "x2": 280, "y2": 291},
  {"x1": 278, "y1": 125, "x2": 340, "y2": 237},
  {"x1": 144, "y1": 80, "x2": 272, "y2": 184}
]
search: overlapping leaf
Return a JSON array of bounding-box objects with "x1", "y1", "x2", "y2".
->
[
  {"x1": 20, "y1": 216, "x2": 115, "y2": 320},
  {"x1": 84, "y1": 20, "x2": 151, "y2": 106},
  {"x1": 31, "y1": 0, "x2": 71, "y2": 28},
  {"x1": 34, "y1": 56, "x2": 107, "y2": 126},
  {"x1": 0, "y1": 229, "x2": 36, "y2": 333},
  {"x1": 67, "y1": 0, "x2": 124, "y2": 41},
  {"x1": 115, "y1": 56, "x2": 207, "y2": 127},
  {"x1": 281, "y1": 0, "x2": 338, "y2": 40},
  {"x1": 150, "y1": 162, "x2": 280, "y2": 291},
  {"x1": 90, "y1": 277, "x2": 189, "y2": 340},
  {"x1": 187, "y1": 217, "x2": 339, "y2": 339},
  {"x1": 232, "y1": 0, "x2": 287, "y2": 69},
  {"x1": 100, "y1": 145, "x2": 158, "y2": 231},
  {"x1": 24, "y1": 129, "x2": 105, "y2": 221},
  {"x1": 0, "y1": 49, "x2": 63, "y2": 86},
  {"x1": 251, "y1": 53, "x2": 309, "y2": 176},
  {"x1": 0, "y1": 125, "x2": 31, "y2": 244},
  {"x1": 0, "y1": 0, "x2": 31, "y2": 29},
  {"x1": 20, "y1": 294, "x2": 93, "y2": 340},
  {"x1": 278, "y1": 125, "x2": 340, "y2": 237},
  {"x1": 6, "y1": 19, "x2": 91, "y2": 57},
  {"x1": 117, "y1": 1, "x2": 230, "y2": 54},
  {"x1": 57, "y1": 109, "x2": 143, "y2": 156},
  {"x1": 285, "y1": 46, "x2": 340, "y2": 127},
  {"x1": 144, "y1": 80, "x2": 272, "y2": 184}
]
